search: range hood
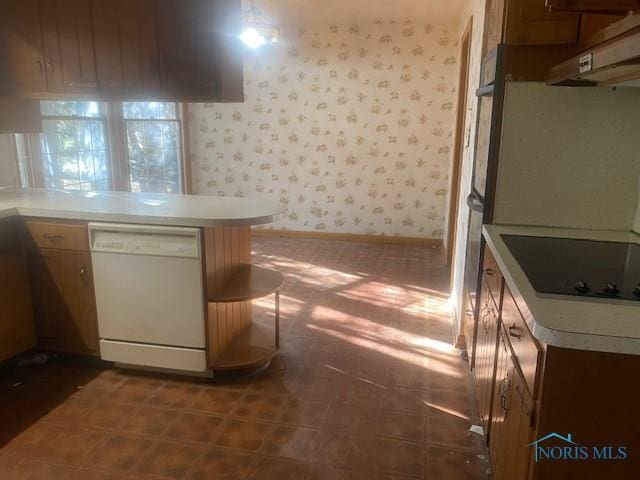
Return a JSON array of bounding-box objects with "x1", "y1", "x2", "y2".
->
[{"x1": 548, "y1": 14, "x2": 640, "y2": 87}]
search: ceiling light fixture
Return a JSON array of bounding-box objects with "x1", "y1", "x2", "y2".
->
[{"x1": 240, "y1": 0, "x2": 280, "y2": 49}]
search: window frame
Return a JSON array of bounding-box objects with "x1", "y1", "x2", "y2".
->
[{"x1": 16, "y1": 101, "x2": 190, "y2": 194}]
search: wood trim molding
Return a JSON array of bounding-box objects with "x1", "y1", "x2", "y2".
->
[
  {"x1": 181, "y1": 103, "x2": 193, "y2": 194},
  {"x1": 252, "y1": 228, "x2": 444, "y2": 248},
  {"x1": 446, "y1": 17, "x2": 473, "y2": 270}
]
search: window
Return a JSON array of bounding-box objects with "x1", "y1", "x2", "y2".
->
[
  {"x1": 39, "y1": 101, "x2": 109, "y2": 191},
  {"x1": 17, "y1": 101, "x2": 186, "y2": 194},
  {"x1": 123, "y1": 102, "x2": 182, "y2": 194}
]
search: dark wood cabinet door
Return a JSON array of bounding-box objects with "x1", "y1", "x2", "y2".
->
[
  {"x1": 29, "y1": 248, "x2": 98, "y2": 353},
  {"x1": 505, "y1": 0, "x2": 580, "y2": 45},
  {"x1": 489, "y1": 328, "x2": 511, "y2": 480},
  {"x1": 40, "y1": 0, "x2": 97, "y2": 93},
  {"x1": 157, "y1": 0, "x2": 243, "y2": 101},
  {"x1": 0, "y1": 0, "x2": 47, "y2": 93},
  {"x1": 547, "y1": 0, "x2": 640, "y2": 12},
  {"x1": 490, "y1": 328, "x2": 534, "y2": 480},
  {"x1": 61, "y1": 251, "x2": 99, "y2": 352},
  {"x1": 474, "y1": 277, "x2": 499, "y2": 432},
  {"x1": 0, "y1": 250, "x2": 36, "y2": 363},
  {"x1": 92, "y1": 0, "x2": 160, "y2": 97},
  {"x1": 502, "y1": 367, "x2": 534, "y2": 480}
]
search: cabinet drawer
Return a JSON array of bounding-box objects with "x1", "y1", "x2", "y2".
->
[
  {"x1": 501, "y1": 286, "x2": 541, "y2": 394},
  {"x1": 25, "y1": 220, "x2": 89, "y2": 251},
  {"x1": 483, "y1": 247, "x2": 503, "y2": 303}
]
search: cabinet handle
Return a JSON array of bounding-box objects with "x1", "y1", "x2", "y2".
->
[
  {"x1": 80, "y1": 266, "x2": 89, "y2": 287},
  {"x1": 44, "y1": 233, "x2": 64, "y2": 241},
  {"x1": 35, "y1": 60, "x2": 44, "y2": 74},
  {"x1": 46, "y1": 61, "x2": 54, "y2": 74},
  {"x1": 485, "y1": 268, "x2": 494, "y2": 276},
  {"x1": 508, "y1": 324, "x2": 522, "y2": 340}
]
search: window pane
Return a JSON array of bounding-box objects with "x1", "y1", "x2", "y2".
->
[
  {"x1": 126, "y1": 118, "x2": 181, "y2": 194},
  {"x1": 123, "y1": 101, "x2": 178, "y2": 120},
  {"x1": 40, "y1": 118, "x2": 108, "y2": 191},
  {"x1": 41, "y1": 100, "x2": 103, "y2": 118}
]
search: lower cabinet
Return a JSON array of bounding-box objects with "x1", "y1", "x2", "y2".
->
[
  {"x1": 474, "y1": 276, "x2": 499, "y2": 431},
  {"x1": 0, "y1": 250, "x2": 36, "y2": 363},
  {"x1": 490, "y1": 326, "x2": 534, "y2": 480},
  {"x1": 29, "y1": 248, "x2": 99, "y2": 353}
]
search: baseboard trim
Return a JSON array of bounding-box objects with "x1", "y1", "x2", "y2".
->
[{"x1": 251, "y1": 228, "x2": 443, "y2": 247}]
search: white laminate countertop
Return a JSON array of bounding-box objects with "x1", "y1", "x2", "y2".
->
[
  {"x1": 0, "y1": 188, "x2": 285, "y2": 227},
  {"x1": 483, "y1": 224, "x2": 640, "y2": 355}
]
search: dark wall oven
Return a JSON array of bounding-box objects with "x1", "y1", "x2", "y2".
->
[{"x1": 462, "y1": 46, "x2": 506, "y2": 367}]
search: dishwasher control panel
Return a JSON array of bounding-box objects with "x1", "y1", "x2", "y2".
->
[{"x1": 89, "y1": 224, "x2": 201, "y2": 258}]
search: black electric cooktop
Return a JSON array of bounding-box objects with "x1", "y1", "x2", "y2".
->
[{"x1": 501, "y1": 235, "x2": 640, "y2": 302}]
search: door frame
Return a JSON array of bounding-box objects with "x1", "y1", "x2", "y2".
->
[{"x1": 446, "y1": 18, "x2": 473, "y2": 273}]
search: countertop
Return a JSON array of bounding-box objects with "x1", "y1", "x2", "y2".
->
[
  {"x1": 483, "y1": 224, "x2": 640, "y2": 355},
  {"x1": 0, "y1": 188, "x2": 285, "y2": 227}
]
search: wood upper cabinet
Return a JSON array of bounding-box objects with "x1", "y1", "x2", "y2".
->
[
  {"x1": 0, "y1": 0, "x2": 243, "y2": 101},
  {"x1": 0, "y1": 0, "x2": 47, "y2": 94},
  {"x1": 91, "y1": 0, "x2": 161, "y2": 96},
  {"x1": 39, "y1": 0, "x2": 98, "y2": 93},
  {"x1": 157, "y1": 0, "x2": 243, "y2": 101},
  {"x1": 484, "y1": 0, "x2": 580, "y2": 54},
  {"x1": 505, "y1": 0, "x2": 580, "y2": 46},
  {"x1": 547, "y1": 0, "x2": 640, "y2": 12}
]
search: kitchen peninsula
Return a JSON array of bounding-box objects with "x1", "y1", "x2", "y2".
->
[{"x1": 0, "y1": 187, "x2": 285, "y2": 375}]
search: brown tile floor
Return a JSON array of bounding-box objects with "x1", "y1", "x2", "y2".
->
[{"x1": 0, "y1": 237, "x2": 490, "y2": 479}]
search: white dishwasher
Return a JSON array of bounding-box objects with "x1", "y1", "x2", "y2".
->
[{"x1": 89, "y1": 223, "x2": 207, "y2": 373}]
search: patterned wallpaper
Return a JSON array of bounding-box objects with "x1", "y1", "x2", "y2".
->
[{"x1": 189, "y1": 20, "x2": 458, "y2": 238}]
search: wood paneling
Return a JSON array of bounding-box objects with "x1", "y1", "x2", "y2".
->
[{"x1": 203, "y1": 226, "x2": 252, "y2": 365}]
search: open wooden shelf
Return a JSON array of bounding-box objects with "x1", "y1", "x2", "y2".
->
[
  {"x1": 211, "y1": 322, "x2": 278, "y2": 370},
  {"x1": 208, "y1": 264, "x2": 284, "y2": 302}
]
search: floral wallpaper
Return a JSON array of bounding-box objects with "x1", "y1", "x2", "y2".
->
[{"x1": 189, "y1": 20, "x2": 458, "y2": 238}]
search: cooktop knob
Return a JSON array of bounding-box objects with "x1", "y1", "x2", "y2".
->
[
  {"x1": 574, "y1": 281, "x2": 590, "y2": 295},
  {"x1": 634, "y1": 284, "x2": 640, "y2": 298},
  {"x1": 603, "y1": 282, "x2": 620, "y2": 297}
]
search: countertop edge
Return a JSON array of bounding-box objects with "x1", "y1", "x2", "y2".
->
[
  {"x1": 483, "y1": 224, "x2": 640, "y2": 355},
  {"x1": 13, "y1": 207, "x2": 281, "y2": 228}
]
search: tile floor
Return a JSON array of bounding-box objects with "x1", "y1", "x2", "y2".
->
[{"x1": 0, "y1": 237, "x2": 490, "y2": 479}]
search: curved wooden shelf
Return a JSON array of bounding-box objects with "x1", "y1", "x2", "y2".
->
[
  {"x1": 212, "y1": 322, "x2": 278, "y2": 370},
  {"x1": 208, "y1": 265, "x2": 284, "y2": 303}
]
